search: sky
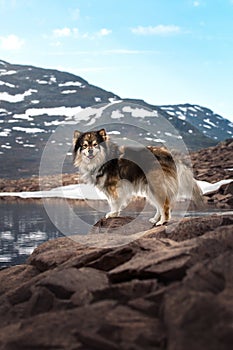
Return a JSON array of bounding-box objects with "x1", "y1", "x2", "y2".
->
[{"x1": 0, "y1": 0, "x2": 233, "y2": 121}]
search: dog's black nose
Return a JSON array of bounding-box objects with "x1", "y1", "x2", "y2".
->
[{"x1": 88, "y1": 149, "x2": 93, "y2": 155}]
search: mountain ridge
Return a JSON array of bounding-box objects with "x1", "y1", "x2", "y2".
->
[{"x1": 0, "y1": 59, "x2": 232, "y2": 178}]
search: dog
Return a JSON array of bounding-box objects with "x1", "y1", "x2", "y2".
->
[{"x1": 73, "y1": 128, "x2": 202, "y2": 225}]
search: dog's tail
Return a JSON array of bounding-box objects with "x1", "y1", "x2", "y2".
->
[{"x1": 176, "y1": 160, "x2": 203, "y2": 207}]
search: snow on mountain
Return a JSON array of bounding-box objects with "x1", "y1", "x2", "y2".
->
[
  {"x1": 0, "y1": 59, "x2": 232, "y2": 179},
  {"x1": 159, "y1": 103, "x2": 233, "y2": 141}
]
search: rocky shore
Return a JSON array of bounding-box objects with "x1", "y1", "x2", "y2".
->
[
  {"x1": 0, "y1": 214, "x2": 232, "y2": 349},
  {"x1": 0, "y1": 139, "x2": 232, "y2": 349}
]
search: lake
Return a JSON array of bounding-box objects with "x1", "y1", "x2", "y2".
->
[
  {"x1": 0, "y1": 199, "x2": 231, "y2": 268},
  {"x1": 0, "y1": 199, "x2": 108, "y2": 268}
]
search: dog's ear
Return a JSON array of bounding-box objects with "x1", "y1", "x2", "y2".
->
[
  {"x1": 73, "y1": 130, "x2": 81, "y2": 146},
  {"x1": 98, "y1": 128, "x2": 107, "y2": 141}
]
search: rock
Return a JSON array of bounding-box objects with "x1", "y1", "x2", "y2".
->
[
  {"x1": 0, "y1": 214, "x2": 232, "y2": 349},
  {"x1": 163, "y1": 252, "x2": 233, "y2": 350},
  {"x1": 27, "y1": 237, "x2": 97, "y2": 272}
]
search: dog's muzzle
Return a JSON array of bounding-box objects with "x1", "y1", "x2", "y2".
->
[{"x1": 87, "y1": 149, "x2": 94, "y2": 159}]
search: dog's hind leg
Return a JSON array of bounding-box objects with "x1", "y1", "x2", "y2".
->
[
  {"x1": 148, "y1": 187, "x2": 171, "y2": 226},
  {"x1": 156, "y1": 197, "x2": 171, "y2": 226},
  {"x1": 149, "y1": 198, "x2": 171, "y2": 226}
]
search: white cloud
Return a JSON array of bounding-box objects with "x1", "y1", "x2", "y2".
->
[
  {"x1": 131, "y1": 25, "x2": 181, "y2": 36},
  {"x1": 0, "y1": 34, "x2": 24, "y2": 50},
  {"x1": 51, "y1": 27, "x2": 111, "y2": 41},
  {"x1": 53, "y1": 27, "x2": 72, "y2": 37},
  {"x1": 97, "y1": 28, "x2": 112, "y2": 37}
]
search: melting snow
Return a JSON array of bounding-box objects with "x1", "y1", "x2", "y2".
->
[
  {"x1": 44, "y1": 120, "x2": 64, "y2": 126},
  {"x1": 197, "y1": 179, "x2": 233, "y2": 195},
  {"x1": 0, "y1": 81, "x2": 16, "y2": 88},
  {"x1": 108, "y1": 131, "x2": 121, "y2": 135},
  {"x1": 166, "y1": 111, "x2": 176, "y2": 116},
  {"x1": 1, "y1": 179, "x2": 231, "y2": 200},
  {"x1": 0, "y1": 184, "x2": 106, "y2": 200},
  {"x1": 188, "y1": 107, "x2": 198, "y2": 113},
  {"x1": 13, "y1": 113, "x2": 33, "y2": 121},
  {"x1": 203, "y1": 118, "x2": 217, "y2": 127},
  {"x1": 194, "y1": 106, "x2": 203, "y2": 111},
  {"x1": 94, "y1": 97, "x2": 101, "y2": 102},
  {"x1": 58, "y1": 81, "x2": 82, "y2": 87},
  {"x1": 178, "y1": 107, "x2": 188, "y2": 112},
  {"x1": 177, "y1": 114, "x2": 186, "y2": 120},
  {"x1": 61, "y1": 90, "x2": 77, "y2": 94},
  {"x1": 0, "y1": 70, "x2": 17, "y2": 76},
  {"x1": 122, "y1": 106, "x2": 157, "y2": 118},
  {"x1": 23, "y1": 144, "x2": 35, "y2": 148},
  {"x1": 15, "y1": 106, "x2": 83, "y2": 118},
  {"x1": 36, "y1": 80, "x2": 48, "y2": 85},
  {"x1": 12, "y1": 126, "x2": 46, "y2": 133},
  {"x1": 111, "y1": 110, "x2": 124, "y2": 119},
  {"x1": 0, "y1": 131, "x2": 10, "y2": 137},
  {"x1": 0, "y1": 89, "x2": 37, "y2": 103},
  {"x1": 1, "y1": 144, "x2": 11, "y2": 149}
]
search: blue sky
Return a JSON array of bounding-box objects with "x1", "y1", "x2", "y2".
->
[{"x1": 0, "y1": 0, "x2": 233, "y2": 121}]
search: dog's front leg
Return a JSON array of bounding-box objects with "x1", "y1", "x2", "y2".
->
[
  {"x1": 105, "y1": 197, "x2": 121, "y2": 218},
  {"x1": 104, "y1": 180, "x2": 132, "y2": 219}
]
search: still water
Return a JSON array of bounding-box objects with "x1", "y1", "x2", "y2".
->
[
  {"x1": 0, "y1": 199, "x2": 106, "y2": 268},
  {"x1": 0, "y1": 199, "x2": 231, "y2": 268}
]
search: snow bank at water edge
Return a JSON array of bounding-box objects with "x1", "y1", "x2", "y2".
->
[{"x1": 0, "y1": 179, "x2": 232, "y2": 200}]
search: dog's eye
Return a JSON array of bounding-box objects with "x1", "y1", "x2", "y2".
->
[
  {"x1": 93, "y1": 142, "x2": 98, "y2": 147},
  {"x1": 82, "y1": 144, "x2": 88, "y2": 149}
]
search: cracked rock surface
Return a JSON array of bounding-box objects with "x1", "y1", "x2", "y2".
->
[{"x1": 0, "y1": 214, "x2": 232, "y2": 350}]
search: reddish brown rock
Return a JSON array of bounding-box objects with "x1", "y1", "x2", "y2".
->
[{"x1": 0, "y1": 214, "x2": 232, "y2": 349}]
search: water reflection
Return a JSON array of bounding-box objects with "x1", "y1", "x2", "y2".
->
[
  {"x1": 0, "y1": 200, "x2": 64, "y2": 267},
  {"x1": 0, "y1": 199, "x2": 108, "y2": 268},
  {"x1": 1, "y1": 199, "x2": 231, "y2": 268}
]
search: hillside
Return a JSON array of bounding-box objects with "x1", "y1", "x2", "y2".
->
[{"x1": 0, "y1": 59, "x2": 233, "y2": 179}]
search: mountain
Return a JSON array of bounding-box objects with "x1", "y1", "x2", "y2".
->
[{"x1": 0, "y1": 59, "x2": 232, "y2": 179}]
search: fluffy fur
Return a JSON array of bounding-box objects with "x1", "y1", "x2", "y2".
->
[{"x1": 73, "y1": 129, "x2": 202, "y2": 225}]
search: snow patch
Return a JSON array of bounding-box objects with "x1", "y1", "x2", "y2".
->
[
  {"x1": 122, "y1": 106, "x2": 157, "y2": 118},
  {"x1": 58, "y1": 81, "x2": 82, "y2": 87},
  {"x1": 12, "y1": 126, "x2": 46, "y2": 133},
  {"x1": 203, "y1": 118, "x2": 217, "y2": 127},
  {"x1": 111, "y1": 110, "x2": 124, "y2": 119},
  {"x1": 61, "y1": 90, "x2": 77, "y2": 94},
  {"x1": 0, "y1": 184, "x2": 107, "y2": 200},
  {"x1": 1, "y1": 180, "x2": 232, "y2": 200},
  {"x1": 0, "y1": 131, "x2": 10, "y2": 137},
  {"x1": 0, "y1": 81, "x2": 16, "y2": 88},
  {"x1": 0, "y1": 89, "x2": 37, "y2": 103},
  {"x1": 0, "y1": 70, "x2": 17, "y2": 76},
  {"x1": 197, "y1": 179, "x2": 233, "y2": 195},
  {"x1": 13, "y1": 113, "x2": 33, "y2": 121}
]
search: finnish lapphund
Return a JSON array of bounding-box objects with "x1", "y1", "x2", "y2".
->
[{"x1": 73, "y1": 129, "x2": 202, "y2": 225}]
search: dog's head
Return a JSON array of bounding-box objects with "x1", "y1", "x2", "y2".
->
[{"x1": 73, "y1": 129, "x2": 107, "y2": 167}]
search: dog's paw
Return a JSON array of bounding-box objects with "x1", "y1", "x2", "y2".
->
[
  {"x1": 105, "y1": 211, "x2": 120, "y2": 219},
  {"x1": 149, "y1": 217, "x2": 167, "y2": 226},
  {"x1": 149, "y1": 216, "x2": 160, "y2": 225},
  {"x1": 155, "y1": 220, "x2": 164, "y2": 226}
]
